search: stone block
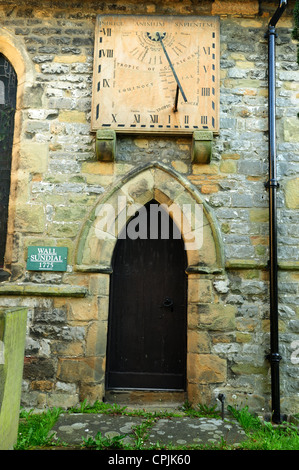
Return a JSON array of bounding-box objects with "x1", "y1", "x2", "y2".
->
[
  {"x1": 48, "y1": 221, "x2": 80, "y2": 237},
  {"x1": 188, "y1": 353, "x2": 227, "y2": 384},
  {"x1": 212, "y1": 0, "x2": 259, "y2": 16},
  {"x1": 79, "y1": 383, "x2": 105, "y2": 404},
  {"x1": 84, "y1": 174, "x2": 114, "y2": 186},
  {"x1": 23, "y1": 357, "x2": 56, "y2": 381},
  {"x1": 19, "y1": 142, "x2": 48, "y2": 173},
  {"x1": 249, "y1": 208, "x2": 268, "y2": 223},
  {"x1": 86, "y1": 321, "x2": 107, "y2": 356},
  {"x1": 54, "y1": 205, "x2": 87, "y2": 222},
  {"x1": 57, "y1": 357, "x2": 104, "y2": 383},
  {"x1": 58, "y1": 110, "x2": 86, "y2": 123},
  {"x1": 285, "y1": 178, "x2": 299, "y2": 209},
  {"x1": 0, "y1": 283, "x2": 86, "y2": 298},
  {"x1": 192, "y1": 163, "x2": 218, "y2": 175},
  {"x1": 188, "y1": 330, "x2": 210, "y2": 354},
  {"x1": 236, "y1": 332, "x2": 252, "y2": 343},
  {"x1": 198, "y1": 304, "x2": 236, "y2": 331},
  {"x1": 171, "y1": 160, "x2": 189, "y2": 174},
  {"x1": 123, "y1": 171, "x2": 155, "y2": 205},
  {"x1": 22, "y1": 84, "x2": 44, "y2": 108},
  {"x1": 25, "y1": 120, "x2": 50, "y2": 136},
  {"x1": 88, "y1": 274, "x2": 110, "y2": 297},
  {"x1": 201, "y1": 184, "x2": 219, "y2": 194},
  {"x1": 34, "y1": 307, "x2": 67, "y2": 323},
  {"x1": 54, "y1": 55, "x2": 86, "y2": 64},
  {"x1": 51, "y1": 341, "x2": 84, "y2": 357},
  {"x1": 67, "y1": 297, "x2": 98, "y2": 321},
  {"x1": 134, "y1": 138, "x2": 149, "y2": 149},
  {"x1": 283, "y1": 117, "x2": 299, "y2": 142},
  {"x1": 15, "y1": 204, "x2": 45, "y2": 233},
  {"x1": 47, "y1": 393, "x2": 78, "y2": 409},
  {"x1": 82, "y1": 162, "x2": 114, "y2": 175},
  {"x1": 13, "y1": 170, "x2": 30, "y2": 203},
  {"x1": 188, "y1": 277, "x2": 213, "y2": 304},
  {"x1": 231, "y1": 363, "x2": 267, "y2": 376},
  {"x1": 31, "y1": 380, "x2": 54, "y2": 391},
  {"x1": 97, "y1": 297, "x2": 109, "y2": 322},
  {"x1": 220, "y1": 159, "x2": 237, "y2": 173},
  {"x1": 238, "y1": 159, "x2": 264, "y2": 176},
  {"x1": 187, "y1": 383, "x2": 212, "y2": 406}
]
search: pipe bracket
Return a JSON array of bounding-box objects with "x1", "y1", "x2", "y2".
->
[
  {"x1": 265, "y1": 28, "x2": 278, "y2": 39},
  {"x1": 266, "y1": 352, "x2": 282, "y2": 363},
  {"x1": 265, "y1": 179, "x2": 280, "y2": 189}
]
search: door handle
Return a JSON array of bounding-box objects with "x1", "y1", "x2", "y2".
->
[{"x1": 162, "y1": 297, "x2": 174, "y2": 311}]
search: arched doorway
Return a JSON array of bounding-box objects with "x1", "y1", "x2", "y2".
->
[
  {"x1": 0, "y1": 28, "x2": 35, "y2": 277},
  {"x1": 0, "y1": 54, "x2": 17, "y2": 269},
  {"x1": 75, "y1": 163, "x2": 225, "y2": 404},
  {"x1": 106, "y1": 200, "x2": 187, "y2": 390}
]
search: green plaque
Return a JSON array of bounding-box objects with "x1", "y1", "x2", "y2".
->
[{"x1": 26, "y1": 246, "x2": 68, "y2": 272}]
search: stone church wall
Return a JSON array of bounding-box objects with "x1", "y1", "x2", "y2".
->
[{"x1": 0, "y1": 0, "x2": 298, "y2": 416}]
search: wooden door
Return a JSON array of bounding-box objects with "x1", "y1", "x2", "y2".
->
[{"x1": 106, "y1": 200, "x2": 187, "y2": 390}]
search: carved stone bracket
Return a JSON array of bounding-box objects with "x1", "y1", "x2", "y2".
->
[
  {"x1": 95, "y1": 129, "x2": 116, "y2": 161},
  {"x1": 191, "y1": 130, "x2": 213, "y2": 164}
]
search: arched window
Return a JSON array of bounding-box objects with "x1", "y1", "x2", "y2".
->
[
  {"x1": 0, "y1": 80, "x2": 5, "y2": 104},
  {"x1": 0, "y1": 54, "x2": 17, "y2": 272}
]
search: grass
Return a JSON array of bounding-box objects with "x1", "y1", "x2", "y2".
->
[
  {"x1": 227, "y1": 405, "x2": 299, "y2": 451},
  {"x1": 181, "y1": 400, "x2": 220, "y2": 418},
  {"x1": 14, "y1": 401, "x2": 299, "y2": 451},
  {"x1": 15, "y1": 407, "x2": 63, "y2": 450}
]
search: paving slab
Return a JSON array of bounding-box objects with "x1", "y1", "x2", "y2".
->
[
  {"x1": 51, "y1": 412, "x2": 247, "y2": 448},
  {"x1": 148, "y1": 416, "x2": 246, "y2": 447}
]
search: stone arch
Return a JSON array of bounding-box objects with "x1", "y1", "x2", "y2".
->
[
  {"x1": 75, "y1": 162, "x2": 224, "y2": 274},
  {"x1": 75, "y1": 162, "x2": 226, "y2": 403},
  {"x1": 0, "y1": 27, "x2": 35, "y2": 96},
  {"x1": 0, "y1": 53, "x2": 17, "y2": 269},
  {"x1": 0, "y1": 27, "x2": 35, "y2": 272}
]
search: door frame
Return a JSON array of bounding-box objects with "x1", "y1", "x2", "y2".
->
[{"x1": 75, "y1": 162, "x2": 225, "y2": 404}]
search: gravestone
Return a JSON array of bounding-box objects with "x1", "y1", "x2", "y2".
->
[{"x1": 0, "y1": 308, "x2": 27, "y2": 450}]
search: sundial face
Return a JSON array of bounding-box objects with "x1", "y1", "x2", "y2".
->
[{"x1": 91, "y1": 15, "x2": 220, "y2": 134}]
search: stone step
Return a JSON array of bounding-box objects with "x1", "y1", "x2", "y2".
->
[{"x1": 104, "y1": 390, "x2": 187, "y2": 410}]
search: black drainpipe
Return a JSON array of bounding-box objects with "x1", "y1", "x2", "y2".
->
[{"x1": 265, "y1": 0, "x2": 287, "y2": 424}]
